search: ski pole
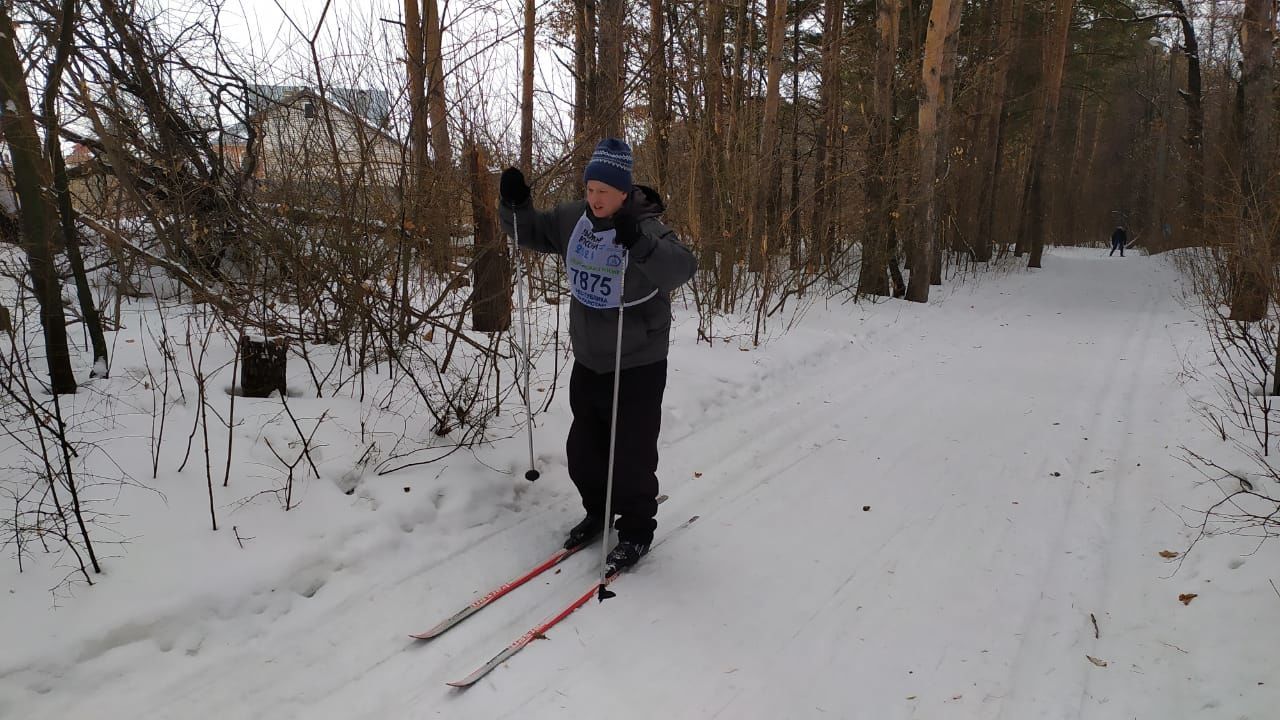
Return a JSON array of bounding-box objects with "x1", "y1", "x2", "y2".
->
[
  {"x1": 511, "y1": 213, "x2": 539, "y2": 481},
  {"x1": 598, "y1": 251, "x2": 627, "y2": 601}
]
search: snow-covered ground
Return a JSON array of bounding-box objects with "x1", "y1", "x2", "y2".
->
[{"x1": 2, "y1": 247, "x2": 1276, "y2": 719}]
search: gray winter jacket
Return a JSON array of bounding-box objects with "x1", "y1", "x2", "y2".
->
[{"x1": 499, "y1": 185, "x2": 697, "y2": 373}]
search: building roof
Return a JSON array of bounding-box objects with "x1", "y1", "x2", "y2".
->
[
  {"x1": 248, "y1": 84, "x2": 390, "y2": 126},
  {"x1": 223, "y1": 84, "x2": 396, "y2": 144}
]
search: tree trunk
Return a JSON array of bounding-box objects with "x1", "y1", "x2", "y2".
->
[
  {"x1": 1021, "y1": 0, "x2": 1075, "y2": 269},
  {"x1": 596, "y1": 0, "x2": 625, "y2": 138},
  {"x1": 46, "y1": 0, "x2": 108, "y2": 376},
  {"x1": 701, "y1": 0, "x2": 726, "y2": 260},
  {"x1": 1169, "y1": 0, "x2": 1205, "y2": 237},
  {"x1": 403, "y1": 0, "x2": 430, "y2": 312},
  {"x1": 931, "y1": 0, "x2": 962, "y2": 286},
  {"x1": 749, "y1": 0, "x2": 789, "y2": 272},
  {"x1": 585, "y1": 0, "x2": 599, "y2": 141},
  {"x1": 424, "y1": 0, "x2": 452, "y2": 169},
  {"x1": 405, "y1": 0, "x2": 429, "y2": 187},
  {"x1": 1227, "y1": 0, "x2": 1275, "y2": 321},
  {"x1": 973, "y1": 0, "x2": 1024, "y2": 262},
  {"x1": 424, "y1": 0, "x2": 454, "y2": 271},
  {"x1": 574, "y1": 0, "x2": 591, "y2": 165},
  {"x1": 649, "y1": 0, "x2": 670, "y2": 190},
  {"x1": 811, "y1": 0, "x2": 842, "y2": 273},
  {"x1": 906, "y1": 0, "x2": 961, "y2": 303},
  {"x1": 0, "y1": 3, "x2": 77, "y2": 394},
  {"x1": 520, "y1": 0, "x2": 536, "y2": 175},
  {"x1": 469, "y1": 145, "x2": 512, "y2": 333},
  {"x1": 858, "y1": 0, "x2": 902, "y2": 297},
  {"x1": 1063, "y1": 84, "x2": 1097, "y2": 247},
  {"x1": 788, "y1": 1, "x2": 803, "y2": 270}
]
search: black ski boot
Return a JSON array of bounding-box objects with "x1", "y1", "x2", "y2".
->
[
  {"x1": 564, "y1": 514, "x2": 606, "y2": 549},
  {"x1": 605, "y1": 539, "x2": 651, "y2": 573}
]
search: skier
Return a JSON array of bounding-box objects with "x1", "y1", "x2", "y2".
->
[
  {"x1": 498, "y1": 138, "x2": 697, "y2": 572},
  {"x1": 1110, "y1": 226, "x2": 1127, "y2": 257}
]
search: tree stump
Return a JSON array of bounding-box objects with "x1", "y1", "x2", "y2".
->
[
  {"x1": 239, "y1": 335, "x2": 287, "y2": 398},
  {"x1": 0, "y1": 306, "x2": 10, "y2": 334}
]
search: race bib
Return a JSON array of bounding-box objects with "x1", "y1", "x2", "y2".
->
[{"x1": 566, "y1": 213, "x2": 625, "y2": 309}]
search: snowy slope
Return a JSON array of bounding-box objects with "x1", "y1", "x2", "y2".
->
[{"x1": 2, "y1": 248, "x2": 1276, "y2": 719}]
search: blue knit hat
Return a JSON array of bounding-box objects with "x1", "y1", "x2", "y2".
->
[{"x1": 583, "y1": 138, "x2": 633, "y2": 192}]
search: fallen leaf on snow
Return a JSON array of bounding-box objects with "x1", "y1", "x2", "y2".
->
[
  {"x1": 1086, "y1": 655, "x2": 1109, "y2": 668},
  {"x1": 1159, "y1": 550, "x2": 1180, "y2": 559},
  {"x1": 1179, "y1": 593, "x2": 1198, "y2": 605}
]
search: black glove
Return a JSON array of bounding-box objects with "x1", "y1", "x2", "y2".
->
[
  {"x1": 499, "y1": 167, "x2": 530, "y2": 207},
  {"x1": 611, "y1": 203, "x2": 640, "y2": 250}
]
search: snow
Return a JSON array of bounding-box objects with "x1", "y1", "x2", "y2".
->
[{"x1": 2, "y1": 247, "x2": 1277, "y2": 719}]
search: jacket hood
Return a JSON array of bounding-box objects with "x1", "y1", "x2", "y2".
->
[{"x1": 629, "y1": 185, "x2": 666, "y2": 220}]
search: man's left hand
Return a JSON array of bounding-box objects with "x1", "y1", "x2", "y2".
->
[{"x1": 612, "y1": 204, "x2": 640, "y2": 250}]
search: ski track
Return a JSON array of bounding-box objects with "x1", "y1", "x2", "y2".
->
[{"x1": 6, "y1": 251, "x2": 1274, "y2": 719}]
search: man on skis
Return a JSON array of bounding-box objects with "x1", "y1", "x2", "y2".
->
[{"x1": 498, "y1": 138, "x2": 697, "y2": 572}]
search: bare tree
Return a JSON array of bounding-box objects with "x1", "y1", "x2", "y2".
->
[
  {"x1": 0, "y1": 1, "x2": 78, "y2": 394},
  {"x1": 811, "y1": 0, "x2": 843, "y2": 273},
  {"x1": 425, "y1": 0, "x2": 452, "y2": 169},
  {"x1": 972, "y1": 0, "x2": 1024, "y2": 263},
  {"x1": 596, "y1": 0, "x2": 626, "y2": 139},
  {"x1": 858, "y1": 0, "x2": 903, "y2": 296},
  {"x1": 906, "y1": 0, "x2": 962, "y2": 303},
  {"x1": 1020, "y1": 0, "x2": 1076, "y2": 269},
  {"x1": 749, "y1": 0, "x2": 789, "y2": 271},
  {"x1": 1168, "y1": 0, "x2": 1205, "y2": 238},
  {"x1": 1227, "y1": 0, "x2": 1275, "y2": 321},
  {"x1": 649, "y1": 0, "x2": 670, "y2": 190},
  {"x1": 42, "y1": 0, "x2": 109, "y2": 376},
  {"x1": 521, "y1": 0, "x2": 536, "y2": 175}
]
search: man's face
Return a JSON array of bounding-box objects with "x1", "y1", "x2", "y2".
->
[{"x1": 586, "y1": 180, "x2": 627, "y2": 219}]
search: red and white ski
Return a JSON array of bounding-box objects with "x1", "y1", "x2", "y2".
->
[
  {"x1": 409, "y1": 545, "x2": 582, "y2": 640},
  {"x1": 447, "y1": 513, "x2": 700, "y2": 688},
  {"x1": 411, "y1": 495, "x2": 668, "y2": 640}
]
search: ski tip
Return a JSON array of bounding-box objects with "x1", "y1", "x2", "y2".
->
[
  {"x1": 409, "y1": 631, "x2": 439, "y2": 640},
  {"x1": 446, "y1": 680, "x2": 474, "y2": 689}
]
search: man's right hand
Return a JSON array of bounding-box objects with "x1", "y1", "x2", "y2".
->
[{"x1": 500, "y1": 167, "x2": 531, "y2": 208}]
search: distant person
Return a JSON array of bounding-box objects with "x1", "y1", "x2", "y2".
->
[{"x1": 1109, "y1": 226, "x2": 1127, "y2": 257}]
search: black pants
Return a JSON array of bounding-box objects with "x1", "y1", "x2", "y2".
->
[
  {"x1": 1110, "y1": 240, "x2": 1124, "y2": 257},
  {"x1": 567, "y1": 359, "x2": 666, "y2": 545}
]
